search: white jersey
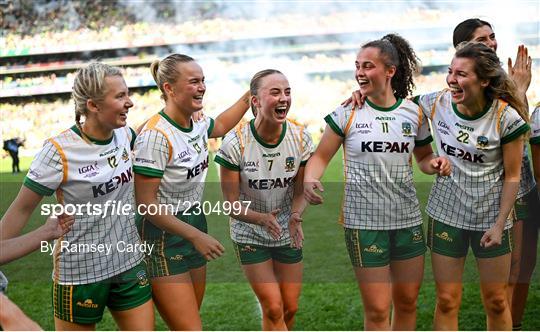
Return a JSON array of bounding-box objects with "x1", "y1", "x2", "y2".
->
[
  {"x1": 215, "y1": 119, "x2": 313, "y2": 247},
  {"x1": 133, "y1": 111, "x2": 214, "y2": 210},
  {"x1": 517, "y1": 146, "x2": 536, "y2": 198},
  {"x1": 531, "y1": 106, "x2": 540, "y2": 145},
  {"x1": 325, "y1": 98, "x2": 432, "y2": 230},
  {"x1": 24, "y1": 125, "x2": 142, "y2": 285},
  {"x1": 415, "y1": 90, "x2": 530, "y2": 231}
]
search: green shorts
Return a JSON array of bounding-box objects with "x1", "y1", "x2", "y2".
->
[
  {"x1": 344, "y1": 225, "x2": 426, "y2": 268},
  {"x1": 233, "y1": 242, "x2": 303, "y2": 265},
  {"x1": 52, "y1": 262, "x2": 152, "y2": 324},
  {"x1": 427, "y1": 218, "x2": 513, "y2": 258},
  {"x1": 514, "y1": 189, "x2": 539, "y2": 222},
  {"x1": 138, "y1": 212, "x2": 208, "y2": 278}
]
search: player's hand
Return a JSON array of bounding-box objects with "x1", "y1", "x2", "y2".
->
[
  {"x1": 288, "y1": 212, "x2": 304, "y2": 249},
  {"x1": 430, "y1": 156, "x2": 451, "y2": 176},
  {"x1": 42, "y1": 214, "x2": 75, "y2": 240},
  {"x1": 480, "y1": 225, "x2": 504, "y2": 248},
  {"x1": 261, "y1": 209, "x2": 282, "y2": 240},
  {"x1": 192, "y1": 111, "x2": 205, "y2": 122},
  {"x1": 341, "y1": 90, "x2": 365, "y2": 110},
  {"x1": 508, "y1": 45, "x2": 532, "y2": 94},
  {"x1": 192, "y1": 232, "x2": 225, "y2": 261},
  {"x1": 304, "y1": 178, "x2": 324, "y2": 205}
]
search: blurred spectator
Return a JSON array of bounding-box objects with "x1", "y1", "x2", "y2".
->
[{"x1": 3, "y1": 137, "x2": 25, "y2": 173}]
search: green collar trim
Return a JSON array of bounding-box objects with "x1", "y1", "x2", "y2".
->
[
  {"x1": 366, "y1": 98, "x2": 403, "y2": 112},
  {"x1": 71, "y1": 125, "x2": 113, "y2": 145},
  {"x1": 250, "y1": 119, "x2": 287, "y2": 148},
  {"x1": 452, "y1": 100, "x2": 492, "y2": 121},
  {"x1": 159, "y1": 110, "x2": 193, "y2": 133}
]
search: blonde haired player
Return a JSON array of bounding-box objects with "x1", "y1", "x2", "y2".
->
[
  {"x1": 133, "y1": 53, "x2": 250, "y2": 330},
  {"x1": 0, "y1": 62, "x2": 154, "y2": 330}
]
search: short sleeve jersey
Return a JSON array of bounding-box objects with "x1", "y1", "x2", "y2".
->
[
  {"x1": 133, "y1": 111, "x2": 214, "y2": 210},
  {"x1": 215, "y1": 119, "x2": 313, "y2": 247},
  {"x1": 23, "y1": 125, "x2": 142, "y2": 285},
  {"x1": 415, "y1": 90, "x2": 530, "y2": 231},
  {"x1": 325, "y1": 98, "x2": 433, "y2": 230}
]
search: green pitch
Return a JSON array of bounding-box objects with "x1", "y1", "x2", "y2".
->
[{"x1": 1, "y1": 154, "x2": 539, "y2": 330}]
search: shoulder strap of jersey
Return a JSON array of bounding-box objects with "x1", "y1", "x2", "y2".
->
[
  {"x1": 287, "y1": 118, "x2": 305, "y2": 153},
  {"x1": 344, "y1": 107, "x2": 356, "y2": 136},
  {"x1": 496, "y1": 99, "x2": 509, "y2": 135},
  {"x1": 143, "y1": 113, "x2": 173, "y2": 162},
  {"x1": 47, "y1": 138, "x2": 68, "y2": 184},
  {"x1": 430, "y1": 89, "x2": 448, "y2": 121},
  {"x1": 235, "y1": 122, "x2": 246, "y2": 157}
]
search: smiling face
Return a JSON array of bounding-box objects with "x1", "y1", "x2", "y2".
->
[
  {"x1": 93, "y1": 75, "x2": 133, "y2": 130},
  {"x1": 166, "y1": 61, "x2": 206, "y2": 113},
  {"x1": 446, "y1": 57, "x2": 489, "y2": 106},
  {"x1": 470, "y1": 25, "x2": 497, "y2": 51},
  {"x1": 251, "y1": 73, "x2": 291, "y2": 124},
  {"x1": 355, "y1": 47, "x2": 395, "y2": 99}
]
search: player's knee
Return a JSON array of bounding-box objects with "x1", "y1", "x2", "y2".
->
[
  {"x1": 483, "y1": 292, "x2": 508, "y2": 316},
  {"x1": 394, "y1": 293, "x2": 418, "y2": 314},
  {"x1": 263, "y1": 301, "x2": 284, "y2": 323},
  {"x1": 283, "y1": 302, "x2": 298, "y2": 321},
  {"x1": 364, "y1": 303, "x2": 390, "y2": 324},
  {"x1": 436, "y1": 292, "x2": 461, "y2": 314}
]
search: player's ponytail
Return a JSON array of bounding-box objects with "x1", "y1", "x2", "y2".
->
[
  {"x1": 361, "y1": 34, "x2": 420, "y2": 99},
  {"x1": 150, "y1": 53, "x2": 195, "y2": 101}
]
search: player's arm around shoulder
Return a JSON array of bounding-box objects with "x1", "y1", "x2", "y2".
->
[{"x1": 210, "y1": 90, "x2": 250, "y2": 138}]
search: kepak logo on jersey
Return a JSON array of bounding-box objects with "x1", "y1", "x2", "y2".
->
[
  {"x1": 476, "y1": 136, "x2": 489, "y2": 150},
  {"x1": 402, "y1": 122, "x2": 413, "y2": 136},
  {"x1": 360, "y1": 141, "x2": 410, "y2": 153},
  {"x1": 441, "y1": 142, "x2": 484, "y2": 163},
  {"x1": 187, "y1": 157, "x2": 209, "y2": 179},
  {"x1": 248, "y1": 176, "x2": 294, "y2": 190},
  {"x1": 285, "y1": 157, "x2": 295, "y2": 172},
  {"x1": 78, "y1": 161, "x2": 100, "y2": 178},
  {"x1": 243, "y1": 160, "x2": 259, "y2": 173},
  {"x1": 92, "y1": 168, "x2": 133, "y2": 197}
]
